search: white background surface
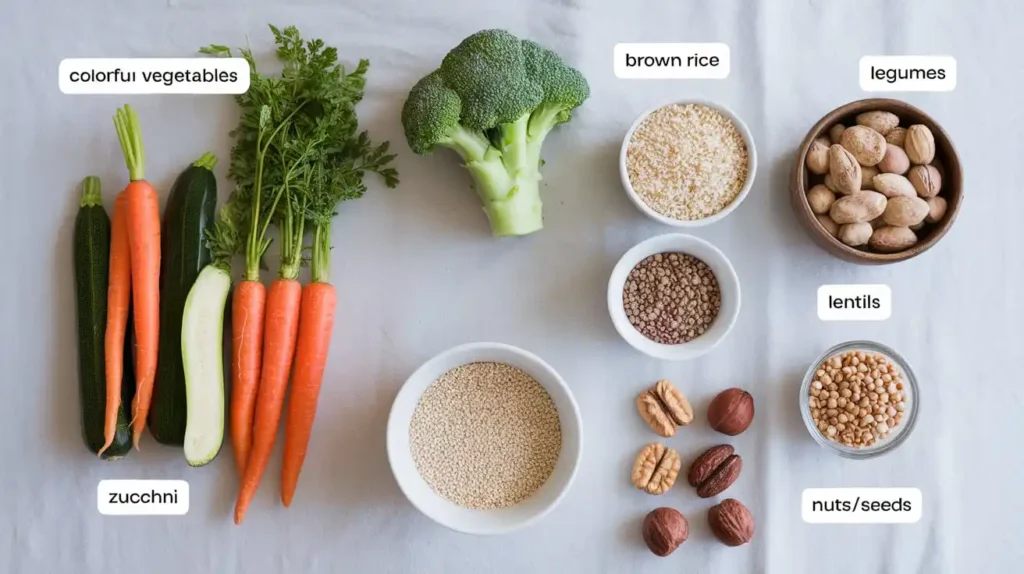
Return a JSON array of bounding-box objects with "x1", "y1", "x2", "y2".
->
[{"x1": 1, "y1": 0, "x2": 1021, "y2": 572}]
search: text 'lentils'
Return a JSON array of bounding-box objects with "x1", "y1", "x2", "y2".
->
[
  {"x1": 623, "y1": 252, "x2": 722, "y2": 345},
  {"x1": 409, "y1": 362, "x2": 562, "y2": 510},
  {"x1": 626, "y1": 103, "x2": 749, "y2": 221}
]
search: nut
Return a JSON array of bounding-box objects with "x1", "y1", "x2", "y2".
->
[
  {"x1": 708, "y1": 498, "x2": 755, "y2": 546},
  {"x1": 823, "y1": 173, "x2": 839, "y2": 193},
  {"x1": 871, "y1": 173, "x2": 916, "y2": 198},
  {"x1": 876, "y1": 144, "x2": 910, "y2": 175},
  {"x1": 838, "y1": 222, "x2": 872, "y2": 247},
  {"x1": 816, "y1": 214, "x2": 839, "y2": 238},
  {"x1": 707, "y1": 388, "x2": 755, "y2": 435},
  {"x1": 828, "y1": 144, "x2": 862, "y2": 194},
  {"x1": 830, "y1": 191, "x2": 887, "y2": 224},
  {"x1": 806, "y1": 137, "x2": 831, "y2": 175},
  {"x1": 631, "y1": 442, "x2": 681, "y2": 495},
  {"x1": 860, "y1": 165, "x2": 879, "y2": 190},
  {"x1": 908, "y1": 164, "x2": 941, "y2": 198},
  {"x1": 841, "y1": 125, "x2": 887, "y2": 167},
  {"x1": 885, "y1": 127, "x2": 907, "y2": 147},
  {"x1": 806, "y1": 184, "x2": 835, "y2": 215},
  {"x1": 828, "y1": 124, "x2": 846, "y2": 146},
  {"x1": 925, "y1": 195, "x2": 948, "y2": 224},
  {"x1": 883, "y1": 196, "x2": 930, "y2": 227},
  {"x1": 856, "y1": 111, "x2": 899, "y2": 136},
  {"x1": 642, "y1": 507, "x2": 689, "y2": 557},
  {"x1": 905, "y1": 124, "x2": 936, "y2": 164},
  {"x1": 687, "y1": 444, "x2": 742, "y2": 498},
  {"x1": 869, "y1": 226, "x2": 917, "y2": 253},
  {"x1": 636, "y1": 380, "x2": 693, "y2": 437}
]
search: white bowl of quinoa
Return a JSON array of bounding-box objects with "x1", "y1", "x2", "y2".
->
[
  {"x1": 387, "y1": 342, "x2": 583, "y2": 535},
  {"x1": 620, "y1": 100, "x2": 757, "y2": 226}
]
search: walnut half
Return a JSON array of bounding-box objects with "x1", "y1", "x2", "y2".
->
[
  {"x1": 631, "y1": 443, "x2": 681, "y2": 495},
  {"x1": 636, "y1": 379, "x2": 694, "y2": 437}
]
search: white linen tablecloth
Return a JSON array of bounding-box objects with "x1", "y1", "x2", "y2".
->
[{"x1": 2, "y1": 0, "x2": 1021, "y2": 572}]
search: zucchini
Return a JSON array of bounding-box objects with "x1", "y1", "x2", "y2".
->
[
  {"x1": 74, "y1": 176, "x2": 133, "y2": 460},
  {"x1": 181, "y1": 265, "x2": 231, "y2": 466},
  {"x1": 149, "y1": 153, "x2": 218, "y2": 445}
]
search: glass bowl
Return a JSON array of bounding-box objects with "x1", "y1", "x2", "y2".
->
[{"x1": 799, "y1": 340, "x2": 919, "y2": 459}]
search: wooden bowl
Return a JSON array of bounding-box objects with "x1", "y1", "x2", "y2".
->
[{"x1": 791, "y1": 98, "x2": 962, "y2": 264}]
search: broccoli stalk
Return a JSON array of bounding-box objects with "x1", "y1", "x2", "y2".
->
[{"x1": 401, "y1": 30, "x2": 589, "y2": 236}]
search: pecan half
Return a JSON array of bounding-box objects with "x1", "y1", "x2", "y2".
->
[
  {"x1": 688, "y1": 444, "x2": 742, "y2": 498},
  {"x1": 631, "y1": 442, "x2": 681, "y2": 495}
]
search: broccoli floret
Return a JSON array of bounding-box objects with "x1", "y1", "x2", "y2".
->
[{"x1": 401, "y1": 29, "x2": 590, "y2": 236}]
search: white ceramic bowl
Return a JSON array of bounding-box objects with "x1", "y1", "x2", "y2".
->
[
  {"x1": 386, "y1": 342, "x2": 583, "y2": 535},
  {"x1": 608, "y1": 234, "x2": 741, "y2": 361},
  {"x1": 619, "y1": 99, "x2": 757, "y2": 227}
]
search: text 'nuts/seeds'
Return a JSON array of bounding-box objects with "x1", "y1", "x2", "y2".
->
[
  {"x1": 642, "y1": 507, "x2": 689, "y2": 557},
  {"x1": 636, "y1": 380, "x2": 693, "y2": 437},
  {"x1": 631, "y1": 442, "x2": 681, "y2": 495},
  {"x1": 687, "y1": 444, "x2": 742, "y2": 498},
  {"x1": 708, "y1": 498, "x2": 755, "y2": 546}
]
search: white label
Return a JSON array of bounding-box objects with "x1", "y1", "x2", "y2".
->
[
  {"x1": 614, "y1": 43, "x2": 730, "y2": 79},
  {"x1": 59, "y1": 58, "x2": 250, "y2": 94},
  {"x1": 817, "y1": 284, "x2": 891, "y2": 321},
  {"x1": 803, "y1": 488, "x2": 922, "y2": 524},
  {"x1": 97, "y1": 480, "x2": 189, "y2": 515},
  {"x1": 859, "y1": 56, "x2": 956, "y2": 92}
]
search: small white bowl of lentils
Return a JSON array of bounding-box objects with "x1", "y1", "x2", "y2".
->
[
  {"x1": 387, "y1": 342, "x2": 583, "y2": 535},
  {"x1": 607, "y1": 233, "x2": 741, "y2": 361},
  {"x1": 799, "y1": 341, "x2": 919, "y2": 459},
  {"x1": 620, "y1": 99, "x2": 757, "y2": 227}
]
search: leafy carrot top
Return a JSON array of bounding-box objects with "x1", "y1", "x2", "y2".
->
[{"x1": 201, "y1": 24, "x2": 397, "y2": 282}]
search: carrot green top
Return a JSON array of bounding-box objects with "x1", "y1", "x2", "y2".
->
[
  {"x1": 112, "y1": 104, "x2": 146, "y2": 182},
  {"x1": 79, "y1": 176, "x2": 102, "y2": 208}
]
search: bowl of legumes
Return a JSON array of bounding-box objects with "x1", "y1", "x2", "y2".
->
[
  {"x1": 620, "y1": 99, "x2": 757, "y2": 227},
  {"x1": 387, "y1": 342, "x2": 583, "y2": 535},
  {"x1": 608, "y1": 233, "x2": 741, "y2": 361},
  {"x1": 799, "y1": 340, "x2": 919, "y2": 459}
]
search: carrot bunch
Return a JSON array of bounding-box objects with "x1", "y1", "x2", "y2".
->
[
  {"x1": 204, "y1": 25, "x2": 397, "y2": 525},
  {"x1": 99, "y1": 105, "x2": 161, "y2": 453}
]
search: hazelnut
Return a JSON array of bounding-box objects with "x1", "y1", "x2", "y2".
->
[
  {"x1": 707, "y1": 388, "x2": 755, "y2": 436},
  {"x1": 708, "y1": 498, "x2": 755, "y2": 546},
  {"x1": 642, "y1": 507, "x2": 689, "y2": 556}
]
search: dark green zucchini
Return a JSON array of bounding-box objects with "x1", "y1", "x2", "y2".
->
[
  {"x1": 74, "y1": 176, "x2": 133, "y2": 459},
  {"x1": 149, "y1": 153, "x2": 218, "y2": 444}
]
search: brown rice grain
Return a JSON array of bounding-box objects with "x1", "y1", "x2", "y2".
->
[{"x1": 626, "y1": 103, "x2": 749, "y2": 220}]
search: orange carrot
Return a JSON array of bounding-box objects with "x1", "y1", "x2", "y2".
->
[
  {"x1": 230, "y1": 280, "x2": 266, "y2": 477},
  {"x1": 98, "y1": 192, "x2": 132, "y2": 456},
  {"x1": 113, "y1": 104, "x2": 160, "y2": 448},
  {"x1": 280, "y1": 281, "x2": 336, "y2": 506},
  {"x1": 234, "y1": 278, "x2": 302, "y2": 524}
]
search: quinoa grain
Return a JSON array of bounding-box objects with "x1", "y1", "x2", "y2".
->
[{"x1": 409, "y1": 362, "x2": 561, "y2": 509}]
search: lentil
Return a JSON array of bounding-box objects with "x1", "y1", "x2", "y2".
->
[
  {"x1": 808, "y1": 351, "x2": 907, "y2": 448},
  {"x1": 623, "y1": 252, "x2": 721, "y2": 344},
  {"x1": 626, "y1": 103, "x2": 749, "y2": 220},
  {"x1": 409, "y1": 362, "x2": 561, "y2": 509}
]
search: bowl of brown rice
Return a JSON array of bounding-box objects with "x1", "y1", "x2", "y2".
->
[
  {"x1": 386, "y1": 342, "x2": 583, "y2": 535},
  {"x1": 620, "y1": 100, "x2": 757, "y2": 227}
]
